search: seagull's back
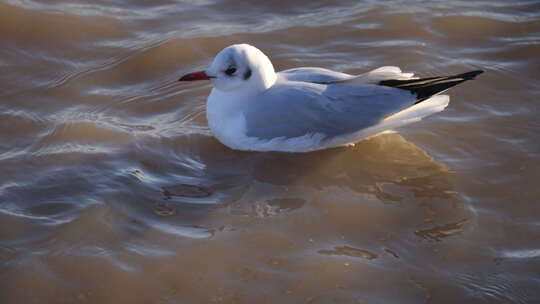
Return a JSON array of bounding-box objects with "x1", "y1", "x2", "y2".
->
[{"x1": 243, "y1": 77, "x2": 416, "y2": 141}]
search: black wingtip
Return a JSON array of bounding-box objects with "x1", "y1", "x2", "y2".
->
[
  {"x1": 378, "y1": 69, "x2": 485, "y2": 105},
  {"x1": 457, "y1": 70, "x2": 484, "y2": 80}
]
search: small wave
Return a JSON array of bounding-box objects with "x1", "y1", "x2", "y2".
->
[
  {"x1": 502, "y1": 249, "x2": 540, "y2": 259},
  {"x1": 0, "y1": 205, "x2": 76, "y2": 226},
  {"x1": 148, "y1": 221, "x2": 213, "y2": 239},
  {"x1": 318, "y1": 246, "x2": 378, "y2": 260}
]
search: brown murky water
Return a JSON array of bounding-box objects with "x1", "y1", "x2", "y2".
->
[{"x1": 1, "y1": 1, "x2": 540, "y2": 303}]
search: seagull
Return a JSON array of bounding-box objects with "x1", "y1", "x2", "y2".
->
[{"x1": 179, "y1": 44, "x2": 483, "y2": 152}]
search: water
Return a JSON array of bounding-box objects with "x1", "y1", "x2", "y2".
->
[{"x1": 1, "y1": 0, "x2": 540, "y2": 303}]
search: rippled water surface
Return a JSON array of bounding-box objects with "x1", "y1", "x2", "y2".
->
[{"x1": 1, "y1": 1, "x2": 540, "y2": 303}]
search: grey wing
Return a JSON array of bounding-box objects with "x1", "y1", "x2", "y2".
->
[
  {"x1": 278, "y1": 67, "x2": 355, "y2": 83},
  {"x1": 279, "y1": 66, "x2": 417, "y2": 85},
  {"x1": 243, "y1": 82, "x2": 416, "y2": 140}
]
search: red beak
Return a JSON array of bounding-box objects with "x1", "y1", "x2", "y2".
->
[{"x1": 178, "y1": 70, "x2": 215, "y2": 81}]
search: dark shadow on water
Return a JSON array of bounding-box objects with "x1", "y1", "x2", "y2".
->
[{"x1": 124, "y1": 132, "x2": 473, "y2": 239}]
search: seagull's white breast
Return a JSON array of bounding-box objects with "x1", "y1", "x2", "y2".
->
[{"x1": 206, "y1": 89, "x2": 249, "y2": 150}]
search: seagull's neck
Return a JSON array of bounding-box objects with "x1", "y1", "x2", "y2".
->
[
  {"x1": 208, "y1": 87, "x2": 256, "y2": 114},
  {"x1": 245, "y1": 48, "x2": 277, "y2": 91},
  {"x1": 255, "y1": 64, "x2": 277, "y2": 91}
]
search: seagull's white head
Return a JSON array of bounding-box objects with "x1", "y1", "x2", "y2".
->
[{"x1": 179, "y1": 44, "x2": 277, "y2": 94}]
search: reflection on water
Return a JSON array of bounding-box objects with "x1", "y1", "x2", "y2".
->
[{"x1": 1, "y1": 0, "x2": 540, "y2": 303}]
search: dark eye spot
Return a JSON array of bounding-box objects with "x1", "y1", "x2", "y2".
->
[
  {"x1": 243, "y1": 68, "x2": 252, "y2": 80},
  {"x1": 225, "y1": 67, "x2": 236, "y2": 76}
]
